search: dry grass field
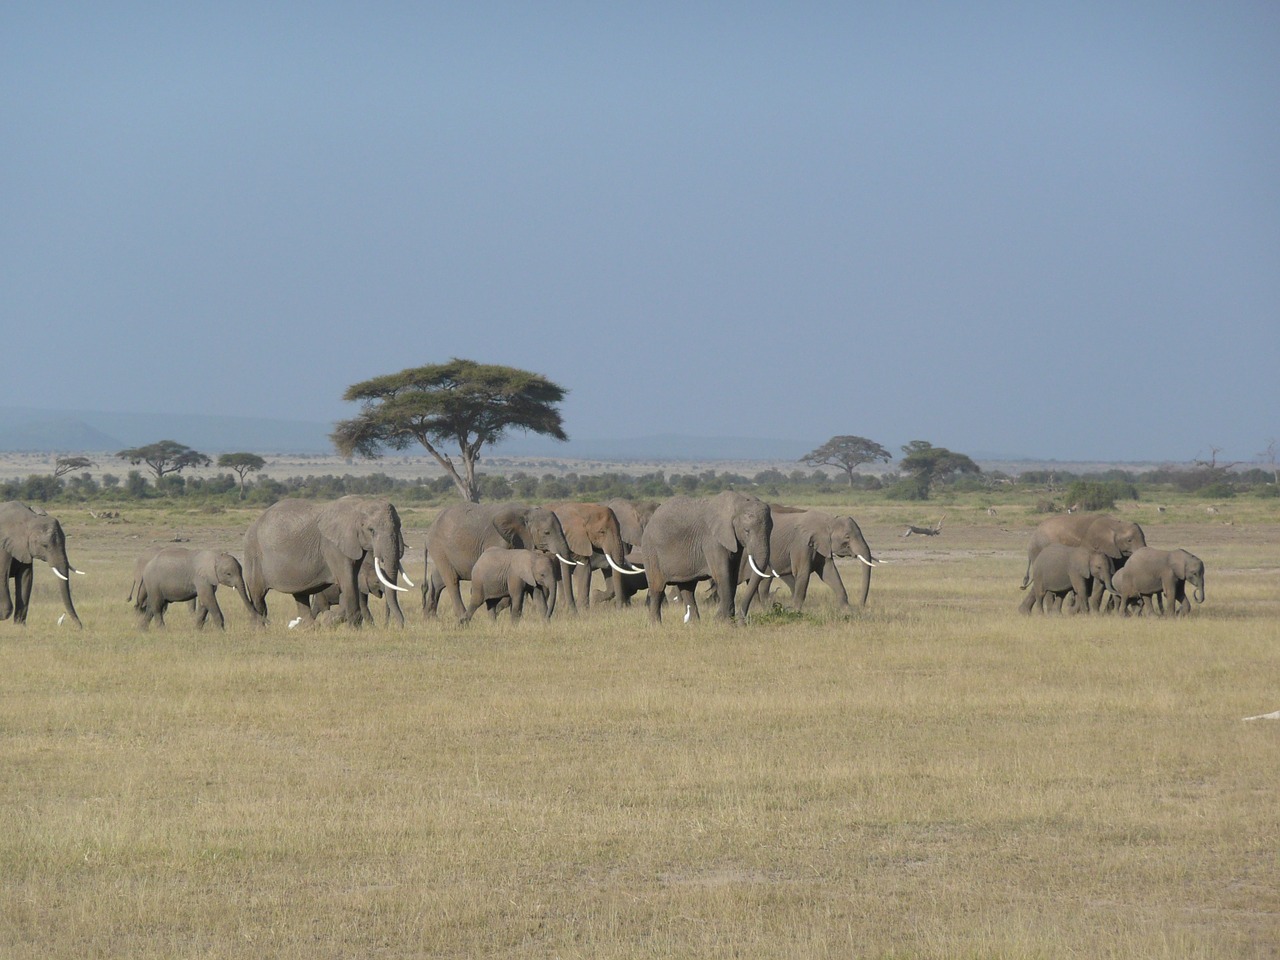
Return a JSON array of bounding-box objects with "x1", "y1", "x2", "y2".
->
[{"x1": 2, "y1": 497, "x2": 1278, "y2": 958}]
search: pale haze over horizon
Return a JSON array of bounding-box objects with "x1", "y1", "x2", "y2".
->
[{"x1": 5, "y1": 3, "x2": 1277, "y2": 464}]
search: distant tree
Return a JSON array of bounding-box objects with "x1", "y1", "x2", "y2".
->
[
  {"x1": 217, "y1": 452, "x2": 267, "y2": 500},
  {"x1": 53, "y1": 456, "x2": 95, "y2": 479},
  {"x1": 331, "y1": 358, "x2": 569, "y2": 502},
  {"x1": 800, "y1": 435, "x2": 893, "y2": 488},
  {"x1": 896, "y1": 440, "x2": 980, "y2": 500},
  {"x1": 116, "y1": 440, "x2": 211, "y2": 481},
  {"x1": 1261, "y1": 439, "x2": 1280, "y2": 486}
]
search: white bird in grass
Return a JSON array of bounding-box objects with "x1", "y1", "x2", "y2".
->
[
  {"x1": 683, "y1": 604, "x2": 692, "y2": 623},
  {"x1": 288, "y1": 617, "x2": 303, "y2": 629}
]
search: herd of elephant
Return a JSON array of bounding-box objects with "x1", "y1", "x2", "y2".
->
[{"x1": 0, "y1": 494, "x2": 1204, "y2": 632}]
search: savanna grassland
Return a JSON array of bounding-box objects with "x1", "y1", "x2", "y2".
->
[{"x1": 2, "y1": 494, "x2": 1278, "y2": 958}]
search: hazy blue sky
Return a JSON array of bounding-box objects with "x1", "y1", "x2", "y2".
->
[{"x1": 4, "y1": 2, "x2": 1277, "y2": 462}]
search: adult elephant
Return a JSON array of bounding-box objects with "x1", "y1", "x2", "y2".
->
[
  {"x1": 738, "y1": 507, "x2": 880, "y2": 617},
  {"x1": 548, "y1": 501, "x2": 643, "y2": 611},
  {"x1": 310, "y1": 548, "x2": 413, "y2": 626},
  {"x1": 243, "y1": 496, "x2": 409, "y2": 626},
  {"x1": 135, "y1": 547, "x2": 260, "y2": 629},
  {"x1": 638, "y1": 490, "x2": 772, "y2": 623},
  {"x1": 1111, "y1": 547, "x2": 1205, "y2": 616},
  {"x1": 422, "y1": 502, "x2": 575, "y2": 622},
  {"x1": 1021, "y1": 514, "x2": 1146, "y2": 590},
  {"x1": 592, "y1": 499, "x2": 659, "y2": 606},
  {"x1": 0, "y1": 501, "x2": 84, "y2": 627}
]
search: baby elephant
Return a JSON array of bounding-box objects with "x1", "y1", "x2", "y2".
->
[
  {"x1": 1111, "y1": 547, "x2": 1205, "y2": 616},
  {"x1": 466, "y1": 547, "x2": 558, "y2": 622},
  {"x1": 1019, "y1": 543, "x2": 1114, "y2": 615},
  {"x1": 135, "y1": 547, "x2": 260, "y2": 629}
]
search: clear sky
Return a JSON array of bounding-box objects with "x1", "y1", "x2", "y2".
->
[{"x1": 4, "y1": 2, "x2": 1277, "y2": 462}]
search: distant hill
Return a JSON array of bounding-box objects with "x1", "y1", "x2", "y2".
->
[
  {"x1": 0, "y1": 407, "x2": 820, "y2": 461},
  {"x1": 0, "y1": 407, "x2": 334, "y2": 454}
]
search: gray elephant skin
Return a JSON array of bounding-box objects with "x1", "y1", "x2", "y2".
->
[
  {"x1": 135, "y1": 546, "x2": 260, "y2": 629},
  {"x1": 548, "y1": 500, "x2": 643, "y2": 611},
  {"x1": 0, "y1": 501, "x2": 82, "y2": 627},
  {"x1": 738, "y1": 507, "x2": 880, "y2": 617},
  {"x1": 466, "y1": 547, "x2": 558, "y2": 621},
  {"x1": 1111, "y1": 547, "x2": 1205, "y2": 616},
  {"x1": 638, "y1": 490, "x2": 772, "y2": 623},
  {"x1": 310, "y1": 547, "x2": 416, "y2": 626},
  {"x1": 1018, "y1": 543, "x2": 1115, "y2": 615},
  {"x1": 423, "y1": 503, "x2": 573, "y2": 622},
  {"x1": 1021, "y1": 513, "x2": 1146, "y2": 589},
  {"x1": 243, "y1": 496, "x2": 409, "y2": 626},
  {"x1": 592, "y1": 499, "x2": 659, "y2": 606}
]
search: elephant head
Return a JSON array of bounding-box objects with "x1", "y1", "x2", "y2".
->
[
  {"x1": 202, "y1": 551, "x2": 261, "y2": 623},
  {"x1": 1171, "y1": 549, "x2": 1206, "y2": 604},
  {"x1": 716, "y1": 491, "x2": 771, "y2": 578},
  {"x1": 527, "y1": 552, "x2": 558, "y2": 618},
  {"x1": 0, "y1": 501, "x2": 82, "y2": 627},
  {"x1": 1095, "y1": 518, "x2": 1147, "y2": 562},
  {"x1": 823, "y1": 515, "x2": 877, "y2": 607},
  {"x1": 492, "y1": 505, "x2": 574, "y2": 566},
  {"x1": 552, "y1": 502, "x2": 642, "y2": 576},
  {"x1": 1087, "y1": 550, "x2": 1116, "y2": 598}
]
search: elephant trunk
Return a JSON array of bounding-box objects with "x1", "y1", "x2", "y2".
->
[
  {"x1": 1194, "y1": 577, "x2": 1205, "y2": 604},
  {"x1": 232, "y1": 573, "x2": 264, "y2": 625},
  {"x1": 544, "y1": 575, "x2": 557, "y2": 618},
  {"x1": 855, "y1": 552, "x2": 872, "y2": 607}
]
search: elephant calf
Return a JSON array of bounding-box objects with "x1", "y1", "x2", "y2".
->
[
  {"x1": 1110, "y1": 547, "x2": 1205, "y2": 616},
  {"x1": 135, "y1": 547, "x2": 260, "y2": 629},
  {"x1": 1019, "y1": 543, "x2": 1114, "y2": 615},
  {"x1": 465, "y1": 547, "x2": 558, "y2": 622}
]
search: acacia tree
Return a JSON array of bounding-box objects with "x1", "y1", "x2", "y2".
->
[
  {"x1": 896, "y1": 440, "x2": 980, "y2": 499},
  {"x1": 331, "y1": 358, "x2": 568, "y2": 502},
  {"x1": 116, "y1": 440, "x2": 211, "y2": 481},
  {"x1": 217, "y1": 452, "x2": 266, "y2": 500},
  {"x1": 53, "y1": 456, "x2": 95, "y2": 479},
  {"x1": 800, "y1": 435, "x2": 892, "y2": 487}
]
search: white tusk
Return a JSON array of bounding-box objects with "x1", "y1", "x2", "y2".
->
[
  {"x1": 374, "y1": 557, "x2": 409, "y2": 592},
  {"x1": 1243, "y1": 710, "x2": 1280, "y2": 721},
  {"x1": 71, "y1": 567, "x2": 86, "y2": 575},
  {"x1": 399, "y1": 569, "x2": 415, "y2": 588},
  {"x1": 857, "y1": 555, "x2": 875, "y2": 567},
  {"x1": 555, "y1": 553, "x2": 584, "y2": 567},
  {"x1": 52, "y1": 567, "x2": 70, "y2": 582},
  {"x1": 605, "y1": 553, "x2": 644, "y2": 576},
  {"x1": 771, "y1": 568, "x2": 781, "y2": 578},
  {"x1": 747, "y1": 555, "x2": 771, "y2": 579},
  {"x1": 58, "y1": 614, "x2": 66, "y2": 625}
]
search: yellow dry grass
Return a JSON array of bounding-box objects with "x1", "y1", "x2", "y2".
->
[{"x1": 2, "y1": 502, "x2": 1278, "y2": 958}]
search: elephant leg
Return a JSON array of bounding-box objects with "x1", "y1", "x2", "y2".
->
[
  {"x1": 153, "y1": 600, "x2": 168, "y2": 628},
  {"x1": 291, "y1": 593, "x2": 317, "y2": 625},
  {"x1": 790, "y1": 557, "x2": 816, "y2": 611},
  {"x1": 510, "y1": 582, "x2": 525, "y2": 621},
  {"x1": 13, "y1": 565, "x2": 33, "y2": 624},
  {"x1": 464, "y1": 582, "x2": 486, "y2": 623},
  {"x1": 645, "y1": 567, "x2": 667, "y2": 623},
  {"x1": 0, "y1": 559, "x2": 13, "y2": 621},
  {"x1": 818, "y1": 558, "x2": 854, "y2": 613},
  {"x1": 1018, "y1": 589, "x2": 1037, "y2": 615},
  {"x1": 440, "y1": 570, "x2": 469, "y2": 624},
  {"x1": 738, "y1": 573, "x2": 763, "y2": 617},
  {"x1": 572, "y1": 562, "x2": 592, "y2": 611}
]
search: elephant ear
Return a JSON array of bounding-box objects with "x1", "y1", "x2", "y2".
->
[
  {"x1": 0, "y1": 525, "x2": 32, "y2": 563},
  {"x1": 195, "y1": 550, "x2": 218, "y2": 584},
  {"x1": 491, "y1": 509, "x2": 527, "y2": 548},
  {"x1": 561, "y1": 517, "x2": 593, "y2": 558},
  {"x1": 713, "y1": 505, "x2": 739, "y2": 554},
  {"x1": 318, "y1": 503, "x2": 365, "y2": 560}
]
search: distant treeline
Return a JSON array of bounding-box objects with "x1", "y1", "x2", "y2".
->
[{"x1": 4, "y1": 462, "x2": 1276, "y2": 508}]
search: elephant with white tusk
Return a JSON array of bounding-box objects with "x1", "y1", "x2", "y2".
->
[
  {"x1": 422, "y1": 502, "x2": 574, "y2": 623},
  {"x1": 737, "y1": 506, "x2": 880, "y2": 617},
  {"x1": 243, "y1": 495, "x2": 407, "y2": 627},
  {"x1": 637, "y1": 490, "x2": 771, "y2": 624},
  {"x1": 0, "y1": 501, "x2": 83, "y2": 627},
  {"x1": 547, "y1": 501, "x2": 643, "y2": 612}
]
